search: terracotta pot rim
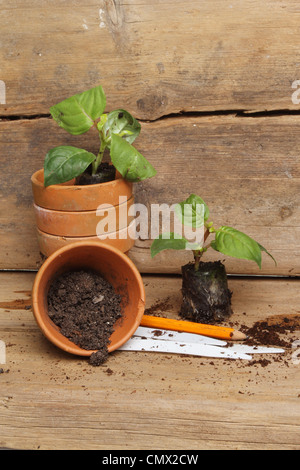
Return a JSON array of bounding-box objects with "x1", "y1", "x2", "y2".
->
[
  {"x1": 31, "y1": 168, "x2": 127, "y2": 190},
  {"x1": 37, "y1": 218, "x2": 136, "y2": 238},
  {"x1": 32, "y1": 241, "x2": 145, "y2": 356},
  {"x1": 33, "y1": 195, "x2": 134, "y2": 215},
  {"x1": 31, "y1": 169, "x2": 133, "y2": 212}
]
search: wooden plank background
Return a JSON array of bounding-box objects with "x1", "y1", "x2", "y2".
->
[
  {"x1": 1, "y1": 0, "x2": 300, "y2": 118},
  {"x1": 0, "y1": 0, "x2": 299, "y2": 275}
]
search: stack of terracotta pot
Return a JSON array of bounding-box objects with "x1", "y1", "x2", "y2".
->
[{"x1": 31, "y1": 169, "x2": 136, "y2": 257}]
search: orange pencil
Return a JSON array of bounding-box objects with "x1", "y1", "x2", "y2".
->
[{"x1": 140, "y1": 315, "x2": 247, "y2": 342}]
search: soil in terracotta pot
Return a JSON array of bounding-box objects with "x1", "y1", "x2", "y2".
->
[
  {"x1": 180, "y1": 261, "x2": 233, "y2": 324},
  {"x1": 76, "y1": 162, "x2": 116, "y2": 186},
  {"x1": 47, "y1": 269, "x2": 122, "y2": 365}
]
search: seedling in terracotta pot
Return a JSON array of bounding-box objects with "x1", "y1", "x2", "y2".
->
[
  {"x1": 151, "y1": 194, "x2": 276, "y2": 324},
  {"x1": 44, "y1": 85, "x2": 156, "y2": 187}
]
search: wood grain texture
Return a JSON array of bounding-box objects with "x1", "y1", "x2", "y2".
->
[
  {"x1": 0, "y1": 115, "x2": 299, "y2": 274},
  {"x1": 1, "y1": 0, "x2": 300, "y2": 119},
  {"x1": 0, "y1": 272, "x2": 299, "y2": 450}
]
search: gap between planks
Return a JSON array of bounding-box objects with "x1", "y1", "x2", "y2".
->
[
  {"x1": 2, "y1": 108, "x2": 300, "y2": 124},
  {"x1": 0, "y1": 269, "x2": 299, "y2": 281}
]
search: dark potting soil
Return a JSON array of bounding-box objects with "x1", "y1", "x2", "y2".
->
[
  {"x1": 47, "y1": 270, "x2": 123, "y2": 366},
  {"x1": 180, "y1": 261, "x2": 233, "y2": 324},
  {"x1": 76, "y1": 162, "x2": 116, "y2": 186},
  {"x1": 144, "y1": 297, "x2": 174, "y2": 317},
  {"x1": 243, "y1": 319, "x2": 297, "y2": 348}
]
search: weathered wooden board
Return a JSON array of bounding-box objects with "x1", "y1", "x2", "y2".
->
[
  {"x1": 0, "y1": 115, "x2": 299, "y2": 274},
  {"x1": 0, "y1": 272, "x2": 299, "y2": 450},
  {"x1": 1, "y1": 0, "x2": 300, "y2": 119}
]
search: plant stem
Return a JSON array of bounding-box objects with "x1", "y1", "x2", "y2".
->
[
  {"x1": 193, "y1": 250, "x2": 202, "y2": 272},
  {"x1": 204, "y1": 228, "x2": 210, "y2": 243},
  {"x1": 92, "y1": 139, "x2": 107, "y2": 175},
  {"x1": 193, "y1": 229, "x2": 212, "y2": 272}
]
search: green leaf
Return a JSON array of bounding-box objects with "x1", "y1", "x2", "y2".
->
[
  {"x1": 44, "y1": 146, "x2": 96, "y2": 187},
  {"x1": 151, "y1": 233, "x2": 190, "y2": 258},
  {"x1": 175, "y1": 194, "x2": 210, "y2": 228},
  {"x1": 211, "y1": 226, "x2": 262, "y2": 268},
  {"x1": 110, "y1": 134, "x2": 156, "y2": 182},
  {"x1": 50, "y1": 86, "x2": 106, "y2": 135},
  {"x1": 258, "y1": 243, "x2": 277, "y2": 266},
  {"x1": 104, "y1": 109, "x2": 141, "y2": 145}
]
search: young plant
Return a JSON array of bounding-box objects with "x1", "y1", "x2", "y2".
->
[
  {"x1": 44, "y1": 85, "x2": 156, "y2": 187},
  {"x1": 151, "y1": 194, "x2": 276, "y2": 270},
  {"x1": 151, "y1": 194, "x2": 276, "y2": 324}
]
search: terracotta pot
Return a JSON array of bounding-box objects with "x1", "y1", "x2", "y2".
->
[
  {"x1": 33, "y1": 196, "x2": 134, "y2": 237},
  {"x1": 37, "y1": 220, "x2": 136, "y2": 257},
  {"x1": 31, "y1": 169, "x2": 135, "y2": 256},
  {"x1": 32, "y1": 242, "x2": 146, "y2": 356},
  {"x1": 31, "y1": 169, "x2": 133, "y2": 211}
]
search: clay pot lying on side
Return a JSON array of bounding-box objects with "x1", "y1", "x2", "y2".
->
[
  {"x1": 32, "y1": 242, "x2": 146, "y2": 356},
  {"x1": 31, "y1": 169, "x2": 135, "y2": 256}
]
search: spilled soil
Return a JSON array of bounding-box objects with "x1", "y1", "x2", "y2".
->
[
  {"x1": 144, "y1": 297, "x2": 174, "y2": 317},
  {"x1": 241, "y1": 315, "x2": 300, "y2": 349}
]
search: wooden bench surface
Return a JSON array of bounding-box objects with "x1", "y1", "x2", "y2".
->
[{"x1": 0, "y1": 272, "x2": 299, "y2": 450}]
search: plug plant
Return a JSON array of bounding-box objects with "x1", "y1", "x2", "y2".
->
[
  {"x1": 43, "y1": 85, "x2": 156, "y2": 187},
  {"x1": 151, "y1": 194, "x2": 276, "y2": 324},
  {"x1": 151, "y1": 194, "x2": 276, "y2": 269}
]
